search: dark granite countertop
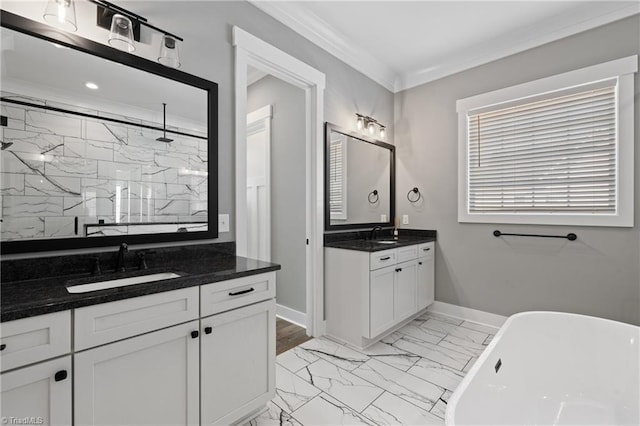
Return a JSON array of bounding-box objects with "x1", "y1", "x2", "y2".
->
[
  {"x1": 324, "y1": 229, "x2": 437, "y2": 252},
  {"x1": 1, "y1": 243, "x2": 280, "y2": 322}
]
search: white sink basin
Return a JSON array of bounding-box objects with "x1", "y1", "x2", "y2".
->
[
  {"x1": 375, "y1": 240, "x2": 397, "y2": 245},
  {"x1": 66, "y1": 272, "x2": 181, "y2": 293}
]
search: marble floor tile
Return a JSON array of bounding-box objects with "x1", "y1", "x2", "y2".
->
[
  {"x1": 393, "y1": 336, "x2": 472, "y2": 370},
  {"x1": 352, "y1": 358, "x2": 443, "y2": 412},
  {"x1": 244, "y1": 401, "x2": 301, "y2": 426},
  {"x1": 291, "y1": 393, "x2": 375, "y2": 426},
  {"x1": 397, "y1": 321, "x2": 445, "y2": 345},
  {"x1": 463, "y1": 356, "x2": 478, "y2": 373},
  {"x1": 380, "y1": 331, "x2": 404, "y2": 345},
  {"x1": 277, "y1": 346, "x2": 320, "y2": 373},
  {"x1": 418, "y1": 312, "x2": 464, "y2": 326},
  {"x1": 459, "y1": 320, "x2": 500, "y2": 335},
  {"x1": 358, "y1": 342, "x2": 421, "y2": 371},
  {"x1": 362, "y1": 392, "x2": 444, "y2": 425},
  {"x1": 447, "y1": 326, "x2": 489, "y2": 344},
  {"x1": 439, "y1": 335, "x2": 487, "y2": 357},
  {"x1": 298, "y1": 337, "x2": 369, "y2": 371},
  {"x1": 421, "y1": 318, "x2": 460, "y2": 334},
  {"x1": 406, "y1": 358, "x2": 465, "y2": 392},
  {"x1": 273, "y1": 364, "x2": 321, "y2": 413},
  {"x1": 296, "y1": 359, "x2": 383, "y2": 412},
  {"x1": 430, "y1": 390, "x2": 453, "y2": 420}
]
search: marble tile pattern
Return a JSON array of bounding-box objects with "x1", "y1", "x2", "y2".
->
[
  {"x1": 1, "y1": 93, "x2": 207, "y2": 241},
  {"x1": 247, "y1": 312, "x2": 499, "y2": 426}
]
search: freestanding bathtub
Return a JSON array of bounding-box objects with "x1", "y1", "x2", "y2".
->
[{"x1": 446, "y1": 311, "x2": 639, "y2": 425}]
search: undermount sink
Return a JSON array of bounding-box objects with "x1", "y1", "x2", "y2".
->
[{"x1": 66, "y1": 272, "x2": 181, "y2": 294}]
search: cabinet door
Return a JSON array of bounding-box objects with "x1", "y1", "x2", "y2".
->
[
  {"x1": 395, "y1": 260, "x2": 418, "y2": 322},
  {"x1": 75, "y1": 321, "x2": 199, "y2": 426},
  {"x1": 201, "y1": 299, "x2": 275, "y2": 426},
  {"x1": 418, "y1": 249, "x2": 435, "y2": 311},
  {"x1": 369, "y1": 265, "x2": 396, "y2": 338},
  {"x1": 1, "y1": 356, "x2": 71, "y2": 426}
]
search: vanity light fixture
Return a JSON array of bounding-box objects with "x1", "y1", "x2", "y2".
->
[
  {"x1": 355, "y1": 113, "x2": 387, "y2": 139},
  {"x1": 43, "y1": 0, "x2": 78, "y2": 32},
  {"x1": 90, "y1": 0, "x2": 184, "y2": 68}
]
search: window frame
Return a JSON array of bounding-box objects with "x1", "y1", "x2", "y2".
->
[
  {"x1": 456, "y1": 55, "x2": 637, "y2": 227},
  {"x1": 328, "y1": 132, "x2": 348, "y2": 221}
]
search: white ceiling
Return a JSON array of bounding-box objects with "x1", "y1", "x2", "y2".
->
[{"x1": 250, "y1": 1, "x2": 640, "y2": 93}]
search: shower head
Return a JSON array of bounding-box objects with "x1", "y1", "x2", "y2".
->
[
  {"x1": 156, "y1": 102, "x2": 173, "y2": 143},
  {"x1": 1, "y1": 141, "x2": 13, "y2": 150}
]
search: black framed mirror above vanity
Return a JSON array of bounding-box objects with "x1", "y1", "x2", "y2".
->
[
  {"x1": 0, "y1": 11, "x2": 218, "y2": 254},
  {"x1": 324, "y1": 122, "x2": 395, "y2": 231}
]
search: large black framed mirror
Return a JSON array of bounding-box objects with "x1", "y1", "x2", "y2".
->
[
  {"x1": 324, "y1": 122, "x2": 395, "y2": 231},
  {"x1": 0, "y1": 11, "x2": 218, "y2": 254}
]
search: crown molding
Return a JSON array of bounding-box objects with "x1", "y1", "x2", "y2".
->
[
  {"x1": 249, "y1": 0, "x2": 396, "y2": 92},
  {"x1": 250, "y1": 1, "x2": 639, "y2": 94},
  {"x1": 395, "y1": 3, "x2": 640, "y2": 92}
]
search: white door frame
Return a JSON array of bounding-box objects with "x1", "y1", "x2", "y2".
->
[
  {"x1": 233, "y1": 27, "x2": 326, "y2": 337},
  {"x1": 246, "y1": 105, "x2": 272, "y2": 262}
]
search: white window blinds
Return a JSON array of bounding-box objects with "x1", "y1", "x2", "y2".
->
[
  {"x1": 467, "y1": 84, "x2": 616, "y2": 214},
  {"x1": 329, "y1": 136, "x2": 347, "y2": 219}
]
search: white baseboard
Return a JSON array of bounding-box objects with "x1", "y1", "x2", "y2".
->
[
  {"x1": 427, "y1": 301, "x2": 507, "y2": 327},
  {"x1": 276, "y1": 304, "x2": 307, "y2": 328}
]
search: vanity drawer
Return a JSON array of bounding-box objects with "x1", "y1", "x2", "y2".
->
[
  {"x1": 0, "y1": 311, "x2": 71, "y2": 372},
  {"x1": 370, "y1": 249, "x2": 397, "y2": 271},
  {"x1": 418, "y1": 242, "x2": 435, "y2": 258},
  {"x1": 397, "y1": 245, "x2": 418, "y2": 262},
  {"x1": 74, "y1": 287, "x2": 199, "y2": 351},
  {"x1": 201, "y1": 272, "x2": 276, "y2": 317}
]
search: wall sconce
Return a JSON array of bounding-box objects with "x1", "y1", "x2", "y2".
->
[
  {"x1": 43, "y1": 0, "x2": 78, "y2": 32},
  {"x1": 90, "y1": 0, "x2": 184, "y2": 68},
  {"x1": 355, "y1": 113, "x2": 387, "y2": 139}
]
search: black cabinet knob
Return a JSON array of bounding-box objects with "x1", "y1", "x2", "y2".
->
[
  {"x1": 204, "y1": 326, "x2": 213, "y2": 335},
  {"x1": 190, "y1": 330, "x2": 199, "y2": 339},
  {"x1": 418, "y1": 262, "x2": 423, "y2": 265},
  {"x1": 0, "y1": 343, "x2": 6, "y2": 351},
  {"x1": 395, "y1": 268, "x2": 402, "y2": 272},
  {"x1": 54, "y1": 370, "x2": 68, "y2": 382}
]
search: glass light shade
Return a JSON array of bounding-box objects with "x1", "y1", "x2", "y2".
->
[
  {"x1": 379, "y1": 127, "x2": 386, "y2": 139},
  {"x1": 108, "y1": 14, "x2": 135, "y2": 52},
  {"x1": 43, "y1": 0, "x2": 77, "y2": 32},
  {"x1": 158, "y1": 35, "x2": 181, "y2": 68},
  {"x1": 356, "y1": 115, "x2": 364, "y2": 131},
  {"x1": 367, "y1": 121, "x2": 375, "y2": 135}
]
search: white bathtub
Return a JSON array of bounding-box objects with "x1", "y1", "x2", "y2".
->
[{"x1": 446, "y1": 311, "x2": 639, "y2": 425}]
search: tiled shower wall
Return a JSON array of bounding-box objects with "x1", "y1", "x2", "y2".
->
[{"x1": 0, "y1": 93, "x2": 208, "y2": 241}]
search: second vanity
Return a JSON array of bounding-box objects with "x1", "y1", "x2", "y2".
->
[{"x1": 324, "y1": 231, "x2": 436, "y2": 349}]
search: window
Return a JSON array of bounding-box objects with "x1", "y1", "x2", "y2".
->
[
  {"x1": 457, "y1": 56, "x2": 637, "y2": 227},
  {"x1": 329, "y1": 134, "x2": 347, "y2": 220}
]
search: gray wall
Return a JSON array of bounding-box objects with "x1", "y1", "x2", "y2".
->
[
  {"x1": 2, "y1": 1, "x2": 394, "y2": 259},
  {"x1": 395, "y1": 15, "x2": 640, "y2": 325},
  {"x1": 247, "y1": 75, "x2": 306, "y2": 314}
]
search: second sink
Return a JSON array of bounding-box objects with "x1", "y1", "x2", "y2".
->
[{"x1": 66, "y1": 272, "x2": 182, "y2": 294}]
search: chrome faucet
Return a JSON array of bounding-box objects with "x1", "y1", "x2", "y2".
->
[
  {"x1": 369, "y1": 226, "x2": 383, "y2": 240},
  {"x1": 115, "y1": 243, "x2": 128, "y2": 272}
]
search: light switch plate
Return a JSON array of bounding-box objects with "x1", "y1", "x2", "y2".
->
[
  {"x1": 402, "y1": 215, "x2": 409, "y2": 225},
  {"x1": 218, "y1": 214, "x2": 230, "y2": 233}
]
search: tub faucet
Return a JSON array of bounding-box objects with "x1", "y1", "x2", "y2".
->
[
  {"x1": 115, "y1": 243, "x2": 128, "y2": 272},
  {"x1": 369, "y1": 226, "x2": 383, "y2": 240}
]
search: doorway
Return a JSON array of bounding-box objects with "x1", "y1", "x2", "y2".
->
[{"x1": 233, "y1": 27, "x2": 326, "y2": 336}]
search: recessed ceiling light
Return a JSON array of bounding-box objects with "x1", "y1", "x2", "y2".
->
[{"x1": 85, "y1": 82, "x2": 99, "y2": 90}]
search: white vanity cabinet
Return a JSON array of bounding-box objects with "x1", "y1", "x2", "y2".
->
[
  {"x1": 0, "y1": 311, "x2": 72, "y2": 426},
  {"x1": 326, "y1": 242, "x2": 434, "y2": 349},
  {"x1": 0, "y1": 270, "x2": 276, "y2": 426}
]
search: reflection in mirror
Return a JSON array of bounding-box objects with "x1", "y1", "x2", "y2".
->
[
  {"x1": 325, "y1": 123, "x2": 394, "y2": 230},
  {"x1": 1, "y1": 25, "x2": 208, "y2": 243}
]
